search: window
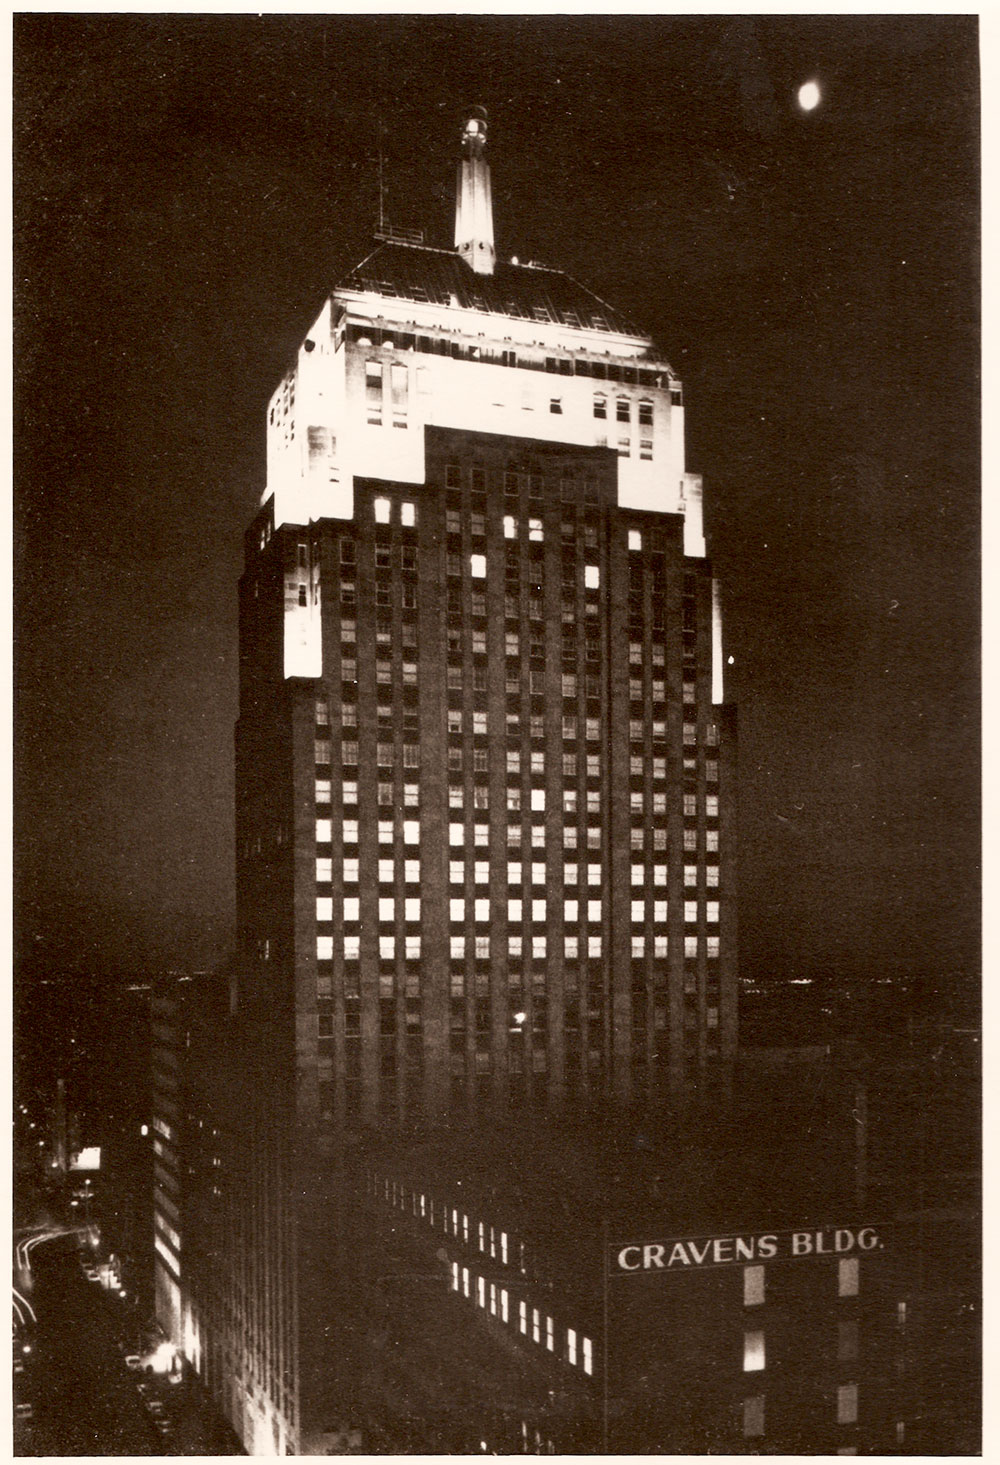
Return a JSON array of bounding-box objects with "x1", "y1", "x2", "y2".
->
[
  {"x1": 837, "y1": 1384, "x2": 858, "y2": 1425},
  {"x1": 470, "y1": 553, "x2": 486, "y2": 578},
  {"x1": 545, "y1": 1316, "x2": 554, "y2": 1351},
  {"x1": 550, "y1": 398, "x2": 562, "y2": 414},
  {"x1": 593, "y1": 394, "x2": 607, "y2": 419},
  {"x1": 344, "y1": 897, "x2": 360, "y2": 922},
  {"x1": 374, "y1": 496, "x2": 391, "y2": 524},
  {"x1": 449, "y1": 823, "x2": 464, "y2": 846},
  {"x1": 839, "y1": 1258, "x2": 859, "y2": 1298},
  {"x1": 628, "y1": 529, "x2": 642, "y2": 551},
  {"x1": 743, "y1": 1330, "x2": 765, "y2": 1372},
  {"x1": 616, "y1": 398, "x2": 630, "y2": 423},
  {"x1": 743, "y1": 1397, "x2": 764, "y2": 1439},
  {"x1": 582, "y1": 1337, "x2": 593, "y2": 1375},
  {"x1": 838, "y1": 1320, "x2": 858, "y2": 1361},
  {"x1": 567, "y1": 1328, "x2": 577, "y2": 1366},
  {"x1": 584, "y1": 564, "x2": 599, "y2": 589},
  {"x1": 528, "y1": 518, "x2": 543, "y2": 542},
  {"x1": 638, "y1": 400, "x2": 653, "y2": 427},
  {"x1": 317, "y1": 935, "x2": 333, "y2": 960}
]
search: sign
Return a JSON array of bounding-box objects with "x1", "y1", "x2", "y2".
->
[{"x1": 611, "y1": 1225, "x2": 884, "y2": 1274}]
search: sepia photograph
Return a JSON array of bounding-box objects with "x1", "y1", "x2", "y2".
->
[{"x1": 13, "y1": 13, "x2": 979, "y2": 1455}]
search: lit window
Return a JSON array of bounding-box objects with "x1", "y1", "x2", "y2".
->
[
  {"x1": 837, "y1": 1384, "x2": 858, "y2": 1425},
  {"x1": 567, "y1": 1328, "x2": 577, "y2": 1366},
  {"x1": 528, "y1": 519, "x2": 543, "y2": 542},
  {"x1": 374, "y1": 497, "x2": 391, "y2": 524},
  {"x1": 342, "y1": 819, "x2": 358, "y2": 843},
  {"x1": 404, "y1": 897, "x2": 420, "y2": 922},
  {"x1": 379, "y1": 935, "x2": 394, "y2": 959},
  {"x1": 344, "y1": 897, "x2": 360, "y2": 922},
  {"x1": 684, "y1": 865, "x2": 698, "y2": 887},
  {"x1": 504, "y1": 515, "x2": 517, "y2": 539},
  {"x1": 631, "y1": 936, "x2": 645, "y2": 958},
  {"x1": 631, "y1": 865, "x2": 644, "y2": 886},
  {"x1": 582, "y1": 1337, "x2": 593, "y2": 1375},
  {"x1": 743, "y1": 1330, "x2": 765, "y2": 1372},
  {"x1": 450, "y1": 936, "x2": 465, "y2": 958},
  {"x1": 450, "y1": 823, "x2": 464, "y2": 846},
  {"x1": 839, "y1": 1259, "x2": 859, "y2": 1298},
  {"x1": 402, "y1": 820, "x2": 419, "y2": 845},
  {"x1": 405, "y1": 935, "x2": 420, "y2": 959},
  {"x1": 685, "y1": 936, "x2": 698, "y2": 958},
  {"x1": 316, "y1": 819, "x2": 332, "y2": 843},
  {"x1": 519, "y1": 1301, "x2": 528, "y2": 1335},
  {"x1": 545, "y1": 1316, "x2": 554, "y2": 1352},
  {"x1": 340, "y1": 858, "x2": 357, "y2": 883},
  {"x1": 470, "y1": 553, "x2": 487, "y2": 578},
  {"x1": 530, "y1": 790, "x2": 545, "y2": 812},
  {"x1": 532, "y1": 935, "x2": 546, "y2": 957},
  {"x1": 317, "y1": 936, "x2": 333, "y2": 960},
  {"x1": 344, "y1": 935, "x2": 359, "y2": 959},
  {"x1": 588, "y1": 936, "x2": 601, "y2": 956},
  {"x1": 316, "y1": 897, "x2": 333, "y2": 922}
]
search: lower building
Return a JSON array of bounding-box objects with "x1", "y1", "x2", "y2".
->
[{"x1": 156, "y1": 1012, "x2": 978, "y2": 1454}]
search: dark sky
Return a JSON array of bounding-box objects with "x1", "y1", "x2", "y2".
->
[{"x1": 15, "y1": 15, "x2": 979, "y2": 1007}]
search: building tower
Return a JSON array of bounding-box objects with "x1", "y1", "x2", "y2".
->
[
  {"x1": 180, "y1": 110, "x2": 737, "y2": 1455},
  {"x1": 238, "y1": 107, "x2": 735, "y2": 1137}
]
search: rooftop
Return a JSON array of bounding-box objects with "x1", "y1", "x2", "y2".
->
[{"x1": 338, "y1": 239, "x2": 646, "y2": 341}]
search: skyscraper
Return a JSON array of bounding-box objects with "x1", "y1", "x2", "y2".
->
[{"x1": 173, "y1": 109, "x2": 738, "y2": 1455}]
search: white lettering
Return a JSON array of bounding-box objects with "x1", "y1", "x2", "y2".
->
[
  {"x1": 643, "y1": 1244, "x2": 666, "y2": 1270},
  {"x1": 713, "y1": 1237, "x2": 734, "y2": 1264},
  {"x1": 858, "y1": 1227, "x2": 879, "y2": 1251},
  {"x1": 667, "y1": 1243, "x2": 690, "y2": 1267},
  {"x1": 734, "y1": 1237, "x2": 756, "y2": 1262},
  {"x1": 791, "y1": 1231, "x2": 813, "y2": 1256},
  {"x1": 757, "y1": 1235, "x2": 778, "y2": 1258},
  {"x1": 835, "y1": 1229, "x2": 855, "y2": 1253},
  {"x1": 687, "y1": 1239, "x2": 712, "y2": 1265},
  {"x1": 617, "y1": 1247, "x2": 641, "y2": 1271}
]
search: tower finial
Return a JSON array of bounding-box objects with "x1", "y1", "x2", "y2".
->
[{"x1": 454, "y1": 106, "x2": 495, "y2": 275}]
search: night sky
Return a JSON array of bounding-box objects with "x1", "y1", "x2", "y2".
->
[{"x1": 15, "y1": 16, "x2": 979, "y2": 1018}]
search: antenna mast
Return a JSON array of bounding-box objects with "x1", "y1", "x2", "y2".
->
[{"x1": 377, "y1": 117, "x2": 386, "y2": 234}]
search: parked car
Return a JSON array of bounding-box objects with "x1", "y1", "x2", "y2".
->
[
  {"x1": 15, "y1": 1403, "x2": 33, "y2": 1420},
  {"x1": 124, "y1": 1354, "x2": 141, "y2": 1370}
]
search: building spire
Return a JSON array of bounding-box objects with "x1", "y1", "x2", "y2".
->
[{"x1": 454, "y1": 107, "x2": 495, "y2": 275}]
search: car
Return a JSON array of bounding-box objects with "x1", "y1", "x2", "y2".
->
[
  {"x1": 153, "y1": 1419, "x2": 173, "y2": 1437},
  {"x1": 13, "y1": 1360, "x2": 25, "y2": 1376},
  {"x1": 146, "y1": 1400, "x2": 165, "y2": 1416},
  {"x1": 15, "y1": 1402, "x2": 33, "y2": 1420},
  {"x1": 124, "y1": 1354, "x2": 141, "y2": 1370}
]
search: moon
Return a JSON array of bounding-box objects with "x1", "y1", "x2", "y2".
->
[{"x1": 798, "y1": 80, "x2": 821, "y2": 111}]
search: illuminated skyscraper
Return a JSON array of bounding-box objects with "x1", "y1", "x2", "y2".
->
[{"x1": 173, "y1": 110, "x2": 738, "y2": 1454}]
